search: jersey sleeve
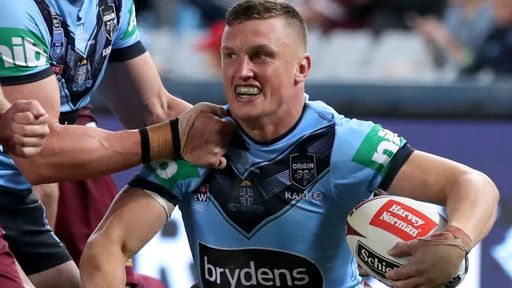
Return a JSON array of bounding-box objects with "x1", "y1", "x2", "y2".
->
[
  {"x1": 331, "y1": 119, "x2": 409, "y2": 200},
  {"x1": 0, "y1": 0, "x2": 52, "y2": 84},
  {"x1": 109, "y1": 0, "x2": 145, "y2": 62},
  {"x1": 128, "y1": 159, "x2": 207, "y2": 206}
]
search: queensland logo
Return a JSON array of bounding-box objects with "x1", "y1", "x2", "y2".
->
[
  {"x1": 193, "y1": 184, "x2": 209, "y2": 202},
  {"x1": 199, "y1": 243, "x2": 324, "y2": 287},
  {"x1": 228, "y1": 180, "x2": 264, "y2": 213},
  {"x1": 369, "y1": 199, "x2": 437, "y2": 241},
  {"x1": 290, "y1": 154, "x2": 317, "y2": 189},
  {"x1": 356, "y1": 241, "x2": 401, "y2": 279},
  {"x1": 101, "y1": 4, "x2": 117, "y2": 40}
]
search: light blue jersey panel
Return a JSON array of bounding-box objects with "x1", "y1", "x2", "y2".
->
[
  {"x1": 132, "y1": 98, "x2": 409, "y2": 288},
  {"x1": 0, "y1": 0, "x2": 141, "y2": 190}
]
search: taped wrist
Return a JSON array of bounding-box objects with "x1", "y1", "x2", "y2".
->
[
  {"x1": 415, "y1": 225, "x2": 472, "y2": 256},
  {"x1": 445, "y1": 225, "x2": 473, "y2": 254},
  {"x1": 138, "y1": 119, "x2": 182, "y2": 163}
]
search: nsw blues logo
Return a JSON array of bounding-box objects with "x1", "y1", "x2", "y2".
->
[
  {"x1": 290, "y1": 153, "x2": 317, "y2": 189},
  {"x1": 228, "y1": 179, "x2": 264, "y2": 213}
]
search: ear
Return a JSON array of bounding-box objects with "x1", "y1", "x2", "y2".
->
[{"x1": 295, "y1": 54, "x2": 311, "y2": 84}]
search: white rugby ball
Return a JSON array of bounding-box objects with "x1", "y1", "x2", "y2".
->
[{"x1": 346, "y1": 195, "x2": 467, "y2": 287}]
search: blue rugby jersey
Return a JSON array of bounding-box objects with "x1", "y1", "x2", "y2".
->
[
  {"x1": 0, "y1": 0, "x2": 143, "y2": 189},
  {"x1": 129, "y1": 98, "x2": 413, "y2": 288}
]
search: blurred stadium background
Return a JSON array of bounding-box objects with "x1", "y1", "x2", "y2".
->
[{"x1": 92, "y1": 0, "x2": 512, "y2": 287}]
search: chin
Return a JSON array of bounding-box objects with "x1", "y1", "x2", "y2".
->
[{"x1": 230, "y1": 108, "x2": 259, "y2": 122}]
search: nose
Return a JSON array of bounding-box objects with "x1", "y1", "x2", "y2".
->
[{"x1": 237, "y1": 56, "x2": 254, "y2": 80}]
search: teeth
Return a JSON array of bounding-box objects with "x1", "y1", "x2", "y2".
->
[{"x1": 236, "y1": 86, "x2": 260, "y2": 95}]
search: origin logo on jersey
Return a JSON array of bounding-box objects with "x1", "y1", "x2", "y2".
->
[
  {"x1": 369, "y1": 199, "x2": 437, "y2": 241},
  {"x1": 356, "y1": 241, "x2": 401, "y2": 279},
  {"x1": 199, "y1": 243, "x2": 323, "y2": 287}
]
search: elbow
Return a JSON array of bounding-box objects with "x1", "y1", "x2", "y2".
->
[
  {"x1": 476, "y1": 170, "x2": 500, "y2": 205},
  {"x1": 80, "y1": 236, "x2": 106, "y2": 287},
  {"x1": 465, "y1": 170, "x2": 500, "y2": 216}
]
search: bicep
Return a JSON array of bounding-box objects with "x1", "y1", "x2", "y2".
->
[
  {"x1": 93, "y1": 186, "x2": 174, "y2": 257},
  {"x1": 1, "y1": 75, "x2": 61, "y2": 121},
  {"x1": 387, "y1": 150, "x2": 470, "y2": 205}
]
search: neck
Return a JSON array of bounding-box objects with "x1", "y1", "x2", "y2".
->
[{"x1": 239, "y1": 101, "x2": 304, "y2": 143}]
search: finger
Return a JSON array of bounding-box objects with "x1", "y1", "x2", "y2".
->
[
  {"x1": 11, "y1": 122, "x2": 50, "y2": 137},
  {"x1": 9, "y1": 146, "x2": 43, "y2": 158},
  {"x1": 389, "y1": 276, "x2": 427, "y2": 288},
  {"x1": 13, "y1": 110, "x2": 49, "y2": 126},
  {"x1": 25, "y1": 100, "x2": 47, "y2": 119},
  {"x1": 387, "y1": 241, "x2": 414, "y2": 258},
  {"x1": 10, "y1": 100, "x2": 47, "y2": 119},
  {"x1": 386, "y1": 265, "x2": 417, "y2": 282},
  {"x1": 194, "y1": 102, "x2": 227, "y2": 117},
  {"x1": 10, "y1": 134, "x2": 46, "y2": 147},
  {"x1": 386, "y1": 255, "x2": 425, "y2": 281},
  {"x1": 215, "y1": 156, "x2": 227, "y2": 170}
]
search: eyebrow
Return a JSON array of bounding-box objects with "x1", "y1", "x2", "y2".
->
[{"x1": 222, "y1": 44, "x2": 275, "y2": 53}]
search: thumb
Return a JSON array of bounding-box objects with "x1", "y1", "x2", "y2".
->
[
  {"x1": 215, "y1": 156, "x2": 227, "y2": 170},
  {"x1": 27, "y1": 100, "x2": 48, "y2": 119},
  {"x1": 193, "y1": 102, "x2": 227, "y2": 118},
  {"x1": 11, "y1": 100, "x2": 47, "y2": 119},
  {"x1": 387, "y1": 241, "x2": 414, "y2": 258}
]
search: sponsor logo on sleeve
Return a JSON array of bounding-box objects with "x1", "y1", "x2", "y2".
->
[
  {"x1": 0, "y1": 28, "x2": 48, "y2": 76},
  {"x1": 121, "y1": 0, "x2": 138, "y2": 41},
  {"x1": 199, "y1": 243, "x2": 324, "y2": 287},
  {"x1": 352, "y1": 125, "x2": 405, "y2": 177},
  {"x1": 150, "y1": 160, "x2": 199, "y2": 191},
  {"x1": 369, "y1": 199, "x2": 437, "y2": 241}
]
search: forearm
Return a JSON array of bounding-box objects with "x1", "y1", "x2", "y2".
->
[
  {"x1": 445, "y1": 171, "x2": 499, "y2": 246},
  {"x1": 80, "y1": 236, "x2": 128, "y2": 288},
  {"x1": 81, "y1": 187, "x2": 172, "y2": 287},
  {"x1": 13, "y1": 124, "x2": 142, "y2": 184}
]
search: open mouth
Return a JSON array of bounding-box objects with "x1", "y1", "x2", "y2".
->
[{"x1": 235, "y1": 85, "x2": 261, "y2": 98}]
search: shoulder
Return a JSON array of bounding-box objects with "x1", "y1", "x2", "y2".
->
[
  {"x1": 0, "y1": 0, "x2": 51, "y2": 78},
  {"x1": 0, "y1": 0, "x2": 47, "y2": 31},
  {"x1": 0, "y1": 0, "x2": 50, "y2": 46}
]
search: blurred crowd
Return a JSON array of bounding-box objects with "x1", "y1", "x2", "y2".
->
[{"x1": 134, "y1": 0, "x2": 512, "y2": 83}]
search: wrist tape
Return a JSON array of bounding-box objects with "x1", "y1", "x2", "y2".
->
[
  {"x1": 444, "y1": 225, "x2": 473, "y2": 254},
  {"x1": 415, "y1": 225, "x2": 473, "y2": 255},
  {"x1": 138, "y1": 119, "x2": 182, "y2": 163}
]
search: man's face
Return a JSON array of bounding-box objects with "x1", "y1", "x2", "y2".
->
[{"x1": 221, "y1": 17, "x2": 307, "y2": 126}]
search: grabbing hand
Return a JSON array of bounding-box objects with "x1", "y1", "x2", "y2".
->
[
  {"x1": 0, "y1": 100, "x2": 49, "y2": 157},
  {"x1": 386, "y1": 228, "x2": 469, "y2": 288},
  {"x1": 177, "y1": 102, "x2": 234, "y2": 169}
]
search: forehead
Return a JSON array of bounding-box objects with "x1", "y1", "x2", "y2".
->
[{"x1": 222, "y1": 17, "x2": 294, "y2": 48}]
